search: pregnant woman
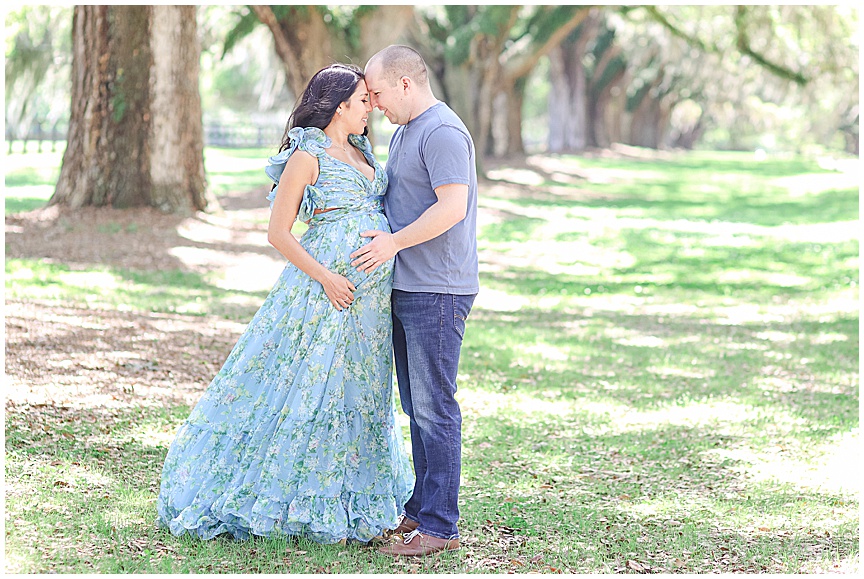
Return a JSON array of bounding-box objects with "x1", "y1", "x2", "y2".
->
[{"x1": 157, "y1": 63, "x2": 412, "y2": 545}]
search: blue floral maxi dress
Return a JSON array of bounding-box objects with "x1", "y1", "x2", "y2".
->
[{"x1": 156, "y1": 127, "x2": 413, "y2": 544}]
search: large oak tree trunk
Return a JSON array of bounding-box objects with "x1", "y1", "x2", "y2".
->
[
  {"x1": 51, "y1": 5, "x2": 209, "y2": 214},
  {"x1": 548, "y1": 42, "x2": 588, "y2": 153},
  {"x1": 626, "y1": 76, "x2": 674, "y2": 149},
  {"x1": 586, "y1": 43, "x2": 626, "y2": 148},
  {"x1": 547, "y1": 16, "x2": 600, "y2": 153},
  {"x1": 494, "y1": 78, "x2": 526, "y2": 156}
]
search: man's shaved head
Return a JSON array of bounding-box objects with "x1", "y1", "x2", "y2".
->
[{"x1": 367, "y1": 45, "x2": 429, "y2": 87}]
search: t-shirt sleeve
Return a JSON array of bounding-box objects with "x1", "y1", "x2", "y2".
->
[{"x1": 422, "y1": 125, "x2": 472, "y2": 190}]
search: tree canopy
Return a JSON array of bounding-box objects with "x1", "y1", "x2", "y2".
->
[{"x1": 5, "y1": 3, "x2": 858, "y2": 179}]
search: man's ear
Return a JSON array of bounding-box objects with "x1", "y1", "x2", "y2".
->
[{"x1": 400, "y1": 76, "x2": 411, "y2": 92}]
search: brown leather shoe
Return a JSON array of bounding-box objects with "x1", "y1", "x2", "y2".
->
[
  {"x1": 391, "y1": 515, "x2": 419, "y2": 535},
  {"x1": 377, "y1": 530, "x2": 460, "y2": 557}
]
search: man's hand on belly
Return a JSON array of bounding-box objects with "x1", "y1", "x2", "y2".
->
[{"x1": 350, "y1": 230, "x2": 399, "y2": 274}]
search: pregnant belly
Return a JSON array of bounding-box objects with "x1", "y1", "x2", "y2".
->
[{"x1": 299, "y1": 212, "x2": 392, "y2": 293}]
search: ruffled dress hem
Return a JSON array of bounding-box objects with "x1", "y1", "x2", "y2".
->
[{"x1": 159, "y1": 490, "x2": 403, "y2": 544}]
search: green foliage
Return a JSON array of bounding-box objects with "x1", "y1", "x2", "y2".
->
[
  {"x1": 4, "y1": 5, "x2": 72, "y2": 135},
  {"x1": 441, "y1": 6, "x2": 475, "y2": 66},
  {"x1": 476, "y1": 5, "x2": 516, "y2": 36},
  {"x1": 220, "y1": 7, "x2": 260, "y2": 59},
  {"x1": 326, "y1": 5, "x2": 374, "y2": 54},
  {"x1": 523, "y1": 5, "x2": 582, "y2": 48},
  {"x1": 270, "y1": 5, "x2": 311, "y2": 21},
  {"x1": 582, "y1": 23, "x2": 626, "y2": 99},
  {"x1": 629, "y1": 5, "x2": 858, "y2": 151},
  {"x1": 4, "y1": 6, "x2": 62, "y2": 85}
]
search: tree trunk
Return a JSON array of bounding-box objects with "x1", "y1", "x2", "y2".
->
[
  {"x1": 586, "y1": 43, "x2": 626, "y2": 148},
  {"x1": 430, "y1": 51, "x2": 492, "y2": 166},
  {"x1": 604, "y1": 87, "x2": 627, "y2": 146},
  {"x1": 473, "y1": 35, "x2": 504, "y2": 163},
  {"x1": 490, "y1": 90, "x2": 508, "y2": 157},
  {"x1": 356, "y1": 6, "x2": 417, "y2": 62},
  {"x1": 498, "y1": 78, "x2": 526, "y2": 156},
  {"x1": 51, "y1": 5, "x2": 209, "y2": 214},
  {"x1": 671, "y1": 113, "x2": 707, "y2": 149},
  {"x1": 546, "y1": 16, "x2": 598, "y2": 153},
  {"x1": 627, "y1": 80, "x2": 674, "y2": 150},
  {"x1": 149, "y1": 6, "x2": 208, "y2": 212},
  {"x1": 548, "y1": 41, "x2": 588, "y2": 153}
]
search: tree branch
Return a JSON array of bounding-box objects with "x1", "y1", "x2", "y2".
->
[
  {"x1": 502, "y1": 6, "x2": 591, "y2": 83},
  {"x1": 646, "y1": 5, "x2": 808, "y2": 86},
  {"x1": 250, "y1": 5, "x2": 304, "y2": 95},
  {"x1": 734, "y1": 5, "x2": 808, "y2": 86},
  {"x1": 643, "y1": 6, "x2": 719, "y2": 53}
]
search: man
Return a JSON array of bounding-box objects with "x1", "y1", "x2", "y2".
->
[{"x1": 349, "y1": 45, "x2": 479, "y2": 557}]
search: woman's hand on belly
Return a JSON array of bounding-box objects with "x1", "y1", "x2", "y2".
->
[{"x1": 318, "y1": 270, "x2": 356, "y2": 311}]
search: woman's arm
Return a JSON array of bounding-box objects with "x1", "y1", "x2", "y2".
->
[{"x1": 267, "y1": 151, "x2": 356, "y2": 311}]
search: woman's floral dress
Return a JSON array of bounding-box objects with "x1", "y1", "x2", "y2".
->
[{"x1": 156, "y1": 127, "x2": 413, "y2": 544}]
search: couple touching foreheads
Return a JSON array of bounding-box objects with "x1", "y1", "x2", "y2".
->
[{"x1": 156, "y1": 45, "x2": 479, "y2": 558}]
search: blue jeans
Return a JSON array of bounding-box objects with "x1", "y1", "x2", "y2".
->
[{"x1": 391, "y1": 290, "x2": 476, "y2": 539}]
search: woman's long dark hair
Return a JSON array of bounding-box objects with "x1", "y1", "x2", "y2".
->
[{"x1": 276, "y1": 63, "x2": 364, "y2": 154}]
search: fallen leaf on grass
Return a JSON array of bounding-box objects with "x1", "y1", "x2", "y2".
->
[
  {"x1": 511, "y1": 559, "x2": 525, "y2": 567},
  {"x1": 530, "y1": 553, "x2": 543, "y2": 564},
  {"x1": 628, "y1": 559, "x2": 649, "y2": 572}
]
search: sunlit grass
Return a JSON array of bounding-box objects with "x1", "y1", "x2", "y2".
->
[{"x1": 5, "y1": 258, "x2": 266, "y2": 321}]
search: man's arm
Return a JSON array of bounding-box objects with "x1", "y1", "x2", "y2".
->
[{"x1": 349, "y1": 183, "x2": 468, "y2": 273}]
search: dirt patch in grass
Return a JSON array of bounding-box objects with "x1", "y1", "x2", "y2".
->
[
  {"x1": 4, "y1": 299, "x2": 242, "y2": 411},
  {"x1": 4, "y1": 191, "x2": 275, "y2": 410}
]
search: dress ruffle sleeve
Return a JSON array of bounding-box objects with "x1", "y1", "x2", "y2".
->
[
  {"x1": 348, "y1": 133, "x2": 373, "y2": 157},
  {"x1": 265, "y1": 127, "x2": 331, "y2": 220}
]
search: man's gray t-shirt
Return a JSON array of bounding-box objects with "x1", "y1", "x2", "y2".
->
[{"x1": 383, "y1": 102, "x2": 479, "y2": 295}]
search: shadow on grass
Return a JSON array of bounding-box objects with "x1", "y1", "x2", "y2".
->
[
  {"x1": 485, "y1": 150, "x2": 858, "y2": 228},
  {"x1": 461, "y1": 415, "x2": 858, "y2": 572},
  {"x1": 501, "y1": 187, "x2": 859, "y2": 227},
  {"x1": 462, "y1": 305, "x2": 858, "y2": 434},
  {"x1": 482, "y1": 241, "x2": 858, "y2": 298}
]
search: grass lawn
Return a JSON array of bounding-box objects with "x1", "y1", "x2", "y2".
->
[{"x1": 4, "y1": 144, "x2": 859, "y2": 573}]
